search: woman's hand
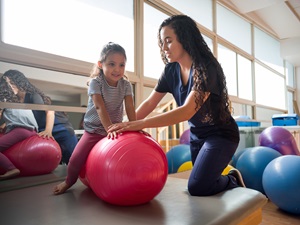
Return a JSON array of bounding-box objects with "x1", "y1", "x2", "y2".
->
[
  {"x1": 108, "y1": 120, "x2": 144, "y2": 134},
  {"x1": 107, "y1": 122, "x2": 151, "y2": 139}
]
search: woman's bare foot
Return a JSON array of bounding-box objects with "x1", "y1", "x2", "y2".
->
[
  {"x1": 0, "y1": 169, "x2": 20, "y2": 180},
  {"x1": 53, "y1": 181, "x2": 71, "y2": 195}
]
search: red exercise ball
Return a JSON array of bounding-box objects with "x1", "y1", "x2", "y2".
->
[
  {"x1": 86, "y1": 131, "x2": 168, "y2": 206},
  {"x1": 79, "y1": 163, "x2": 90, "y2": 188},
  {"x1": 3, "y1": 135, "x2": 62, "y2": 176}
]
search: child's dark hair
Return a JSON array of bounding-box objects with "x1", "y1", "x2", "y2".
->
[{"x1": 88, "y1": 42, "x2": 128, "y2": 85}]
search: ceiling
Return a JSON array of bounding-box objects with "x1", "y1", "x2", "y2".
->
[{"x1": 219, "y1": 0, "x2": 300, "y2": 66}]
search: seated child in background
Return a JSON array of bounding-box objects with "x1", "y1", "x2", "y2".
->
[
  {"x1": 1, "y1": 70, "x2": 78, "y2": 165},
  {"x1": 0, "y1": 108, "x2": 38, "y2": 180}
]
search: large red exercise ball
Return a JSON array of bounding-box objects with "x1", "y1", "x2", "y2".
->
[
  {"x1": 85, "y1": 131, "x2": 168, "y2": 206},
  {"x1": 166, "y1": 144, "x2": 192, "y2": 174},
  {"x1": 262, "y1": 155, "x2": 300, "y2": 215},
  {"x1": 236, "y1": 146, "x2": 282, "y2": 194},
  {"x1": 258, "y1": 126, "x2": 300, "y2": 155},
  {"x1": 79, "y1": 163, "x2": 90, "y2": 188},
  {"x1": 2, "y1": 135, "x2": 62, "y2": 176},
  {"x1": 179, "y1": 129, "x2": 190, "y2": 145}
]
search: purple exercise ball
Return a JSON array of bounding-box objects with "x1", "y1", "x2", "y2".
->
[
  {"x1": 258, "y1": 126, "x2": 300, "y2": 156},
  {"x1": 179, "y1": 129, "x2": 190, "y2": 145}
]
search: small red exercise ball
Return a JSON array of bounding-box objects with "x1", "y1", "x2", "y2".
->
[
  {"x1": 86, "y1": 131, "x2": 168, "y2": 206},
  {"x1": 3, "y1": 135, "x2": 62, "y2": 176}
]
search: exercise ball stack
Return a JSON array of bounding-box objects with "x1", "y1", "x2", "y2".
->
[
  {"x1": 236, "y1": 146, "x2": 282, "y2": 193},
  {"x1": 2, "y1": 135, "x2": 62, "y2": 176},
  {"x1": 166, "y1": 144, "x2": 192, "y2": 173},
  {"x1": 231, "y1": 147, "x2": 251, "y2": 167},
  {"x1": 85, "y1": 131, "x2": 168, "y2": 206},
  {"x1": 262, "y1": 155, "x2": 300, "y2": 215}
]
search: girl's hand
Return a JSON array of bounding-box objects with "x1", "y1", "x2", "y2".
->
[
  {"x1": 38, "y1": 130, "x2": 54, "y2": 140},
  {"x1": 107, "y1": 131, "x2": 119, "y2": 139},
  {"x1": 107, "y1": 129, "x2": 151, "y2": 139}
]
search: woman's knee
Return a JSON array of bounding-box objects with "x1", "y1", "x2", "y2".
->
[{"x1": 187, "y1": 180, "x2": 214, "y2": 196}]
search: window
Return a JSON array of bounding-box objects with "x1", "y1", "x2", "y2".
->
[
  {"x1": 254, "y1": 27, "x2": 284, "y2": 74},
  {"x1": 144, "y1": 4, "x2": 168, "y2": 79},
  {"x1": 218, "y1": 44, "x2": 237, "y2": 96},
  {"x1": 1, "y1": 0, "x2": 134, "y2": 71},
  {"x1": 286, "y1": 61, "x2": 294, "y2": 87},
  {"x1": 143, "y1": 3, "x2": 213, "y2": 80},
  {"x1": 287, "y1": 91, "x2": 294, "y2": 114},
  {"x1": 255, "y1": 62, "x2": 285, "y2": 110},
  {"x1": 204, "y1": 36, "x2": 213, "y2": 53},
  {"x1": 162, "y1": 0, "x2": 213, "y2": 30},
  {"x1": 217, "y1": 4, "x2": 251, "y2": 54},
  {"x1": 237, "y1": 55, "x2": 252, "y2": 100}
]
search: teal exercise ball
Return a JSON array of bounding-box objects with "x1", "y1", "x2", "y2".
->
[
  {"x1": 166, "y1": 144, "x2": 191, "y2": 174},
  {"x1": 236, "y1": 146, "x2": 282, "y2": 193},
  {"x1": 262, "y1": 155, "x2": 300, "y2": 215},
  {"x1": 231, "y1": 147, "x2": 251, "y2": 167}
]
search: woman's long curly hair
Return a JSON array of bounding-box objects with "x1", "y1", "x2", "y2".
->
[
  {"x1": 0, "y1": 69, "x2": 51, "y2": 104},
  {"x1": 157, "y1": 15, "x2": 231, "y2": 124}
]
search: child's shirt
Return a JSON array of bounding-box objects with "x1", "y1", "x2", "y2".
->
[
  {"x1": 2, "y1": 108, "x2": 38, "y2": 133},
  {"x1": 84, "y1": 75, "x2": 133, "y2": 135}
]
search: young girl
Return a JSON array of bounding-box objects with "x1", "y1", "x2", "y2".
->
[
  {"x1": 53, "y1": 42, "x2": 136, "y2": 194},
  {"x1": 0, "y1": 107, "x2": 38, "y2": 180},
  {"x1": 1, "y1": 70, "x2": 78, "y2": 165},
  {"x1": 108, "y1": 15, "x2": 245, "y2": 196}
]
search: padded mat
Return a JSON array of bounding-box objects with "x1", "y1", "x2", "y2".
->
[
  {"x1": 0, "y1": 165, "x2": 67, "y2": 192},
  {"x1": 0, "y1": 176, "x2": 267, "y2": 225}
]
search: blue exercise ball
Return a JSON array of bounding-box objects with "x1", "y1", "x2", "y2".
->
[
  {"x1": 166, "y1": 144, "x2": 191, "y2": 174},
  {"x1": 231, "y1": 147, "x2": 251, "y2": 167},
  {"x1": 236, "y1": 146, "x2": 282, "y2": 193},
  {"x1": 262, "y1": 155, "x2": 300, "y2": 215}
]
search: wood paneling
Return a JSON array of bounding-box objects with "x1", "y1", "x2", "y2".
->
[{"x1": 261, "y1": 200, "x2": 300, "y2": 225}]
